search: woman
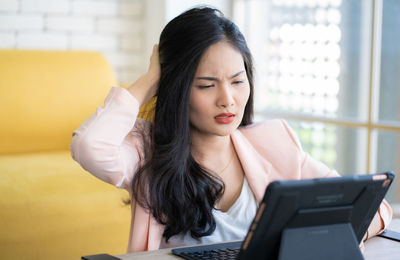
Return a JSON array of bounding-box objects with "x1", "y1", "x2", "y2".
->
[{"x1": 71, "y1": 7, "x2": 392, "y2": 252}]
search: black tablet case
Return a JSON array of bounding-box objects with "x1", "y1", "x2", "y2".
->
[{"x1": 239, "y1": 172, "x2": 394, "y2": 260}]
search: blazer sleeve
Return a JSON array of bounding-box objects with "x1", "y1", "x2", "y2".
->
[
  {"x1": 281, "y1": 119, "x2": 392, "y2": 232},
  {"x1": 70, "y1": 86, "x2": 148, "y2": 191}
]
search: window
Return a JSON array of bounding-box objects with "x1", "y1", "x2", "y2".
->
[{"x1": 233, "y1": 0, "x2": 400, "y2": 207}]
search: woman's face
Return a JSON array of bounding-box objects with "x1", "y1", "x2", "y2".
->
[{"x1": 189, "y1": 41, "x2": 250, "y2": 138}]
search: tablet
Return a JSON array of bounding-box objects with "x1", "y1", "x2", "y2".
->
[{"x1": 239, "y1": 172, "x2": 394, "y2": 260}]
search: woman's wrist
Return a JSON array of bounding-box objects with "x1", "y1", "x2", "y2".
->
[{"x1": 128, "y1": 72, "x2": 159, "y2": 106}]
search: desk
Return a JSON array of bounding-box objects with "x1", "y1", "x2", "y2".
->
[
  {"x1": 117, "y1": 219, "x2": 400, "y2": 260},
  {"x1": 364, "y1": 218, "x2": 400, "y2": 260}
]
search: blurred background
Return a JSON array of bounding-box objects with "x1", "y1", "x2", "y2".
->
[
  {"x1": 231, "y1": 0, "x2": 400, "y2": 211},
  {"x1": 1, "y1": 0, "x2": 398, "y2": 227}
]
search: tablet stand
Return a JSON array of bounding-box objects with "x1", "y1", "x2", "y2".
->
[{"x1": 278, "y1": 223, "x2": 364, "y2": 260}]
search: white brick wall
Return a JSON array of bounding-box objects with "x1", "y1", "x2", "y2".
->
[
  {"x1": 0, "y1": 32, "x2": 16, "y2": 48},
  {"x1": 0, "y1": 0, "x2": 147, "y2": 85},
  {"x1": 0, "y1": 14, "x2": 43, "y2": 30},
  {"x1": 46, "y1": 16, "x2": 95, "y2": 32},
  {"x1": 119, "y1": 0, "x2": 143, "y2": 17},
  {"x1": 0, "y1": 0, "x2": 19, "y2": 12},
  {"x1": 70, "y1": 34, "x2": 118, "y2": 51},
  {"x1": 0, "y1": 0, "x2": 232, "y2": 85},
  {"x1": 72, "y1": 0, "x2": 118, "y2": 16},
  {"x1": 17, "y1": 32, "x2": 69, "y2": 49},
  {"x1": 21, "y1": 0, "x2": 70, "y2": 14}
]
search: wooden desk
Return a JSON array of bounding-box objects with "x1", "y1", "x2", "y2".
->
[
  {"x1": 118, "y1": 219, "x2": 400, "y2": 260},
  {"x1": 363, "y1": 219, "x2": 400, "y2": 260}
]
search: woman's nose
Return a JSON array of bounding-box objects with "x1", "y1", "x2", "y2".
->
[{"x1": 217, "y1": 84, "x2": 234, "y2": 107}]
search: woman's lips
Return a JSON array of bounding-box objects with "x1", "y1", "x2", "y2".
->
[{"x1": 215, "y1": 113, "x2": 235, "y2": 124}]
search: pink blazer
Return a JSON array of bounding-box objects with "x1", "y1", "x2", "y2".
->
[{"x1": 71, "y1": 87, "x2": 392, "y2": 252}]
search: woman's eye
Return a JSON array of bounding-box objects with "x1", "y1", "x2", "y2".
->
[
  {"x1": 198, "y1": 85, "x2": 214, "y2": 89},
  {"x1": 233, "y1": 80, "x2": 244, "y2": 85}
]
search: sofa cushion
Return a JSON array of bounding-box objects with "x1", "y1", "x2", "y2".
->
[
  {"x1": 0, "y1": 151, "x2": 130, "y2": 260},
  {"x1": 0, "y1": 50, "x2": 116, "y2": 154}
]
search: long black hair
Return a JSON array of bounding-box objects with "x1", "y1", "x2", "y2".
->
[{"x1": 131, "y1": 7, "x2": 254, "y2": 241}]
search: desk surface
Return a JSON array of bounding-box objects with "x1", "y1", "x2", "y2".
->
[{"x1": 117, "y1": 219, "x2": 400, "y2": 260}]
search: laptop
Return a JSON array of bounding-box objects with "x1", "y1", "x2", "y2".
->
[{"x1": 172, "y1": 172, "x2": 394, "y2": 260}]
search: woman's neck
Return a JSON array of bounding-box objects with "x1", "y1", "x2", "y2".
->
[{"x1": 190, "y1": 131, "x2": 233, "y2": 172}]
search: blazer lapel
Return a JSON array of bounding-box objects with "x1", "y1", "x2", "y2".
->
[
  {"x1": 147, "y1": 215, "x2": 164, "y2": 250},
  {"x1": 231, "y1": 130, "x2": 272, "y2": 202},
  {"x1": 130, "y1": 129, "x2": 274, "y2": 252}
]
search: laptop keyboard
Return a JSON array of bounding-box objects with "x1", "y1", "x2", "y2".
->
[{"x1": 171, "y1": 241, "x2": 242, "y2": 260}]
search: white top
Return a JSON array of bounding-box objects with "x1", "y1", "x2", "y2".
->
[{"x1": 159, "y1": 177, "x2": 258, "y2": 249}]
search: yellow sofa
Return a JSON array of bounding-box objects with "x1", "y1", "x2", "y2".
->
[{"x1": 0, "y1": 50, "x2": 143, "y2": 259}]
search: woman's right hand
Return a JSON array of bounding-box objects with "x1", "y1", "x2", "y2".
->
[
  {"x1": 128, "y1": 44, "x2": 161, "y2": 106},
  {"x1": 147, "y1": 44, "x2": 161, "y2": 85}
]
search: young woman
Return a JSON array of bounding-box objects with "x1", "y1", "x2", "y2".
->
[{"x1": 71, "y1": 7, "x2": 392, "y2": 252}]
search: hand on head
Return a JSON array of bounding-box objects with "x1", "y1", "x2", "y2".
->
[
  {"x1": 147, "y1": 44, "x2": 161, "y2": 87},
  {"x1": 128, "y1": 44, "x2": 160, "y2": 106}
]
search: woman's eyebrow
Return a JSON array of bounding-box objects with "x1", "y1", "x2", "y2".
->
[
  {"x1": 230, "y1": 70, "x2": 245, "y2": 78},
  {"x1": 195, "y1": 70, "x2": 245, "y2": 81}
]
